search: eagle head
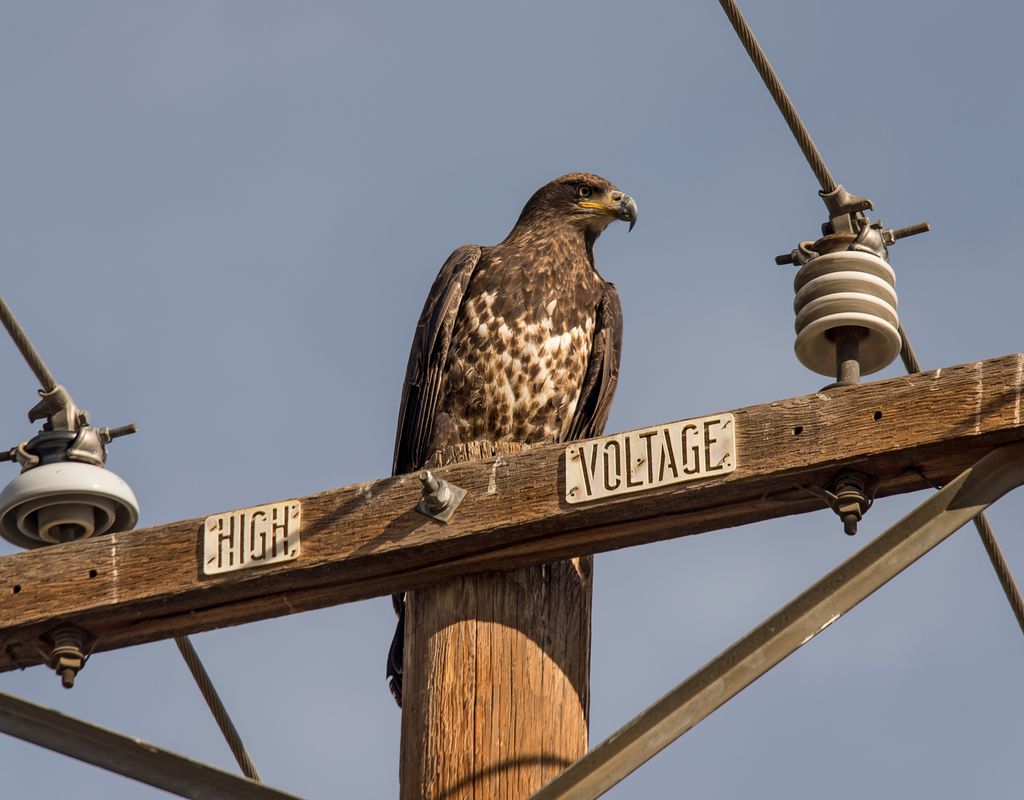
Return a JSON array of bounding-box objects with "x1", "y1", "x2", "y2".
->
[{"x1": 515, "y1": 172, "x2": 638, "y2": 235}]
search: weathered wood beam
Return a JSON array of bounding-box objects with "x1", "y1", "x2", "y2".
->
[{"x1": 2, "y1": 354, "x2": 1023, "y2": 672}]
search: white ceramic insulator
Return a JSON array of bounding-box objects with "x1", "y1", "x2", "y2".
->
[
  {"x1": 793, "y1": 250, "x2": 901, "y2": 377},
  {"x1": 0, "y1": 461, "x2": 139, "y2": 549}
]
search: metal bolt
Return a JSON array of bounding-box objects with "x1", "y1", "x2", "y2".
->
[
  {"x1": 419, "y1": 470, "x2": 451, "y2": 512},
  {"x1": 883, "y1": 221, "x2": 931, "y2": 245},
  {"x1": 48, "y1": 626, "x2": 87, "y2": 689},
  {"x1": 98, "y1": 423, "x2": 138, "y2": 443},
  {"x1": 416, "y1": 470, "x2": 468, "y2": 523},
  {"x1": 839, "y1": 509, "x2": 862, "y2": 536},
  {"x1": 829, "y1": 472, "x2": 875, "y2": 536}
]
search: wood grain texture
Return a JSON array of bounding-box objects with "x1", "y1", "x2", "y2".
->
[
  {"x1": 2, "y1": 354, "x2": 1024, "y2": 673},
  {"x1": 400, "y1": 440, "x2": 591, "y2": 800}
]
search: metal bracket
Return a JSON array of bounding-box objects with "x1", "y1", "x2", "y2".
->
[
  {"x1": 775, "y1": 184, "x2": 929, "y2": 267},
  {"x1": 0, "y1": 424, "x2": 138, "y2": 471},
  {"x1": 819, "y1": 183, "x2": 873, "y2": 217},
  {"x1": 28, "y1": 385, "x2": 85, "y2": 432}
]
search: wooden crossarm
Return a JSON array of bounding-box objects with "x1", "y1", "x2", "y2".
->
[{"x1": 2, "y1": 353, "x2": 1023, "y2": 672}]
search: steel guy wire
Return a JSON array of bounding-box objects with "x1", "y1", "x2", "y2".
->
[
  {"x1": 0, "y1": 295, "x2": 58, "y2": 392},
  {"x1": 175, "y1": 636, "x2": 262, "y2": 783},
  {"x1": 719, "y1": 0, "x2": 837, "y2": 194},
  {"x1": 899, "y1": 326, "x2": 1024, "y2": 638}
]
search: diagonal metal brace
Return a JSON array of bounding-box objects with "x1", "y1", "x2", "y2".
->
[
  {"x1": 0, "y1": 691, "x2": 305, "y2": 800},
  {"x1": 532, "y1": 441, "x2": 1024, "y2": 800}
]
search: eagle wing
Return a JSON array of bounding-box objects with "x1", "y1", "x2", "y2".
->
[
  {"x1": 564, "y1": 282, "x2": 623, "y2": 441},
  {"x1": 392, "y1": 244, "x2": 482, "y2": 475}
]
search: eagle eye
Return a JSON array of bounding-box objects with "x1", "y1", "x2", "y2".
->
[{"x1": 576, "y1": 185, "x2": 593, "y2": 199}]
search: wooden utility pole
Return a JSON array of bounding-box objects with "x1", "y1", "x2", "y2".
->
[{"x1": 400, "y1": 443, "x2": 591, "y2": 800}]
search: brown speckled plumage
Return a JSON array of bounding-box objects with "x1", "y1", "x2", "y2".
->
[
  {"x1": 392, "y1": 172, "x2": 632, "y2": 476},
  {"x1": 431, "y1": 240, "x2": 600, "y2": 447},
  {"x1": 387, "y1": 172, "x2": 635, "y2": 704}
]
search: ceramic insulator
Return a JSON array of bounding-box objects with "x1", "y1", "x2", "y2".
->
[
  {"x1": 793, "y1": 250, "x2": 901, "y2": 377},
  {"x1": 0, "y1": 461, "x2": 139, "y2": 549}
]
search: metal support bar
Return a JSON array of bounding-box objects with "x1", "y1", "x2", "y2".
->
[
  {"x1": 531, "y1": 441, "x2": 1024, "y2": 800},
  {"x1": 0, "y1": 691, "x2": 305, "y2": 800}
]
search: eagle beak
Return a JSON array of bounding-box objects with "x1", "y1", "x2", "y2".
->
[
  {"x1": 618, "y1": 194, "x2": 638, "y2": 232},
  {"x1": 579, "y1": 190, "x2": 638, "y2": 230}
]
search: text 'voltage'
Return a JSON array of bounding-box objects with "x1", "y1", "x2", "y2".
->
[{"x1": 564, "y1": 414, "x2": 736, "y2": 503}]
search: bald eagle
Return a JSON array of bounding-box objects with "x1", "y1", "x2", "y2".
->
[{"x1": 388, "y1": 172, "x2": 636, "y2": 705}]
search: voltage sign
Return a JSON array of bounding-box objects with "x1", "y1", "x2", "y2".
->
[{"x1": 564, "y1": 414, "x2": 736, "y2": 503}]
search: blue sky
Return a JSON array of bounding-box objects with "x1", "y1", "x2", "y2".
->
[{"x1": 1, "y1": 2, "x2": 1022, "y2": 797}]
